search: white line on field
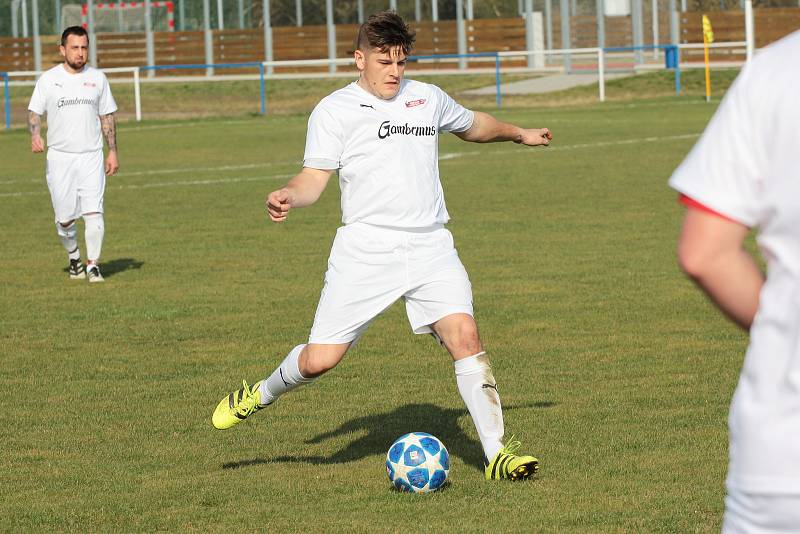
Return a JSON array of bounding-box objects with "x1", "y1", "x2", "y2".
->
[
  {"x1": 0, "y1": 173, "x2": 293, "y2": 198},
  {"x1": 120, "y1": 119, "x2": 260, "y2": 132},
  {"x1": 118, "y1": 161, "x2": 293, "y2": 177},
  {"x1": 119, "y1": 132, "x2": 697, "y2": 175},
  {"x1": 122, "y1": 174, "x2": 294, "y2": 189},
  {"x1": 0, "y1": 161, "x2": 296, "y2": 184},
  {"x1": 549, "y1": 132, "x2": 699, "y2": 151},
  {"x1": 436, "y1": 132, "x2": 700, "y2": 161},
  {"x1": 0, "y1": 179, "x2": 39, "y2": 185},
  {"x1": 1, "y1": 133, "x2": 700, "y2": 198}
]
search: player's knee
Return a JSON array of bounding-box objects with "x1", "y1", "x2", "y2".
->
[
  {"x1": 452, "y1": 320, "x2": 482, "y2": 355},
  {"x1": 55, "y1": 220, "x2": 76, "y2": 238},
  {"x1": 300, "y1": 344, "x2": 347, "y2": 377},
  {"x1": 301, "y1": 355, "x2": 340, "y2": 377}
]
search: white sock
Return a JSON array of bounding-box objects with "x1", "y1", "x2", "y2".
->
[
  {"x1": 259, "y1": 344, "x2": 314, "y2": 405},
  {"x1": 56, "y1": 221, "x2": 80, "y2": 260},
  {"x1": 455, "y1": 352, "x2": 505, "y2": 462},
  {"x1": 83, "y1": 214, "x2": 105, "y2": 263}
]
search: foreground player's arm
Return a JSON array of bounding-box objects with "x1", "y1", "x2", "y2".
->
[
  {"x1": 100, "y1": 113, "x2": 119, "y2": 176},
  {"x1": 266, "y1": 167, "x2": 334, "y2": 222},
  {"x1": 454, "y1": 111, "x2": 552, "y2": 146},
  {"x1": 29, "y1": 112, "x2": 44, "y2": 153},
  {"x1": 677, "y1": 207, "x2": 764, "y2": 330}
]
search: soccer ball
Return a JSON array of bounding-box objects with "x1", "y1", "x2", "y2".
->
[{"x1": 386, "y1": 432, "x2": 449, "y2": 493}]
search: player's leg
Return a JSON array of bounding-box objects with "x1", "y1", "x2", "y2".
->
[
  {"x1": 56, "y1": 219, "x2": 84, "y2": 279},
  {"x1": 78, "y1": 150, "x2": 106, "y2": 282},
  {"x1": 257, "y1": 342, "x2": 351, "y2": 402},
  {"x1": 430, "y1": 313, "x2": 539, "y2": 481},
  {"x1": 405, "y1": 227, "x2": 538, "y2": 480},
  {"x1": 430, "y1": 313, "x2": 499, "y2": 451},
  {"x1": 83, "y1": 211, "x2": 105, "y2": 282},
  {"x1": 258, "y1": 342, "x2": 351, "y2": 403},
  {"x1": 212, "y1": 223, "x2": 407, "y2": 430},
  {"x1": 212, "y1": 342, "x2": 349, "y2": 430},
  {"x1": 46, "y1": 150, "x2": 84, "y2": 278}
]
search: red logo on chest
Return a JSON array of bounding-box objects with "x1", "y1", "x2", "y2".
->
[{"x1": 405, "y1": 99, "x2": 426, "y2": 108}]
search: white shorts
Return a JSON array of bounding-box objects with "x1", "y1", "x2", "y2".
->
[
  {"x1": 723, "y1": 488, "x2": 800, "y2": 534},
  {"x1": 46, "y1": 148, "x2": 105, "y2": 223},
  {"x1": 309, "y1": 223, "x2": 474, "y2": 345}
]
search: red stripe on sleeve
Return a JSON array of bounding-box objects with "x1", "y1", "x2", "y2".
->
[{"x1": 678, "y1": 193, "x2": 736, "y2": 223}]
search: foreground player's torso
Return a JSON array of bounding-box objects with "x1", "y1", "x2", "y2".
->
[
  {"x1": 334, "y1": 80, "x2": 441, "y2": 168},
  {"x1": 311, "y1": 79, "x2": 459, "y2": 228}
]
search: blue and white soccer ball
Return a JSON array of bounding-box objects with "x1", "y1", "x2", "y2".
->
[{"x1": 386, "y1": 432, "x2": 449, "y2": 493}]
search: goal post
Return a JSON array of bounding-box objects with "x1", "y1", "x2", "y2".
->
[{"x1": 63, "y1": 1, "x2": 175, "y2": 33}]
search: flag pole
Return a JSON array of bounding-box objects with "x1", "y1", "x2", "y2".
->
[
  {"x1": 702, "y1": 14, "x2": 713, "y2": 103},
  {"x1": 703, "y1": 35, "x2": 711, "y2": 102}
]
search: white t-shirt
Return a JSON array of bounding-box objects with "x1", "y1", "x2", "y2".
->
[
  {"x1": 303, "y1": 79, "x2": 474, "y2": 228},
  {"x1": 28, "y1": 64, "x2": 118, "y2": 153},
  {"x1": 669, "y1": 30, "x2": 800, "y2": 495}
]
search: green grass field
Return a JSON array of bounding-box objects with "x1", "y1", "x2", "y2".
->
[{"x1": 1, "y1": 83, "x2": 749, "y2": 532}]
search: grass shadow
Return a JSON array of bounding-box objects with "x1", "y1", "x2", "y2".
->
[
  {"x1": 102, "y1": 258, "x2": 144, "y2": 277},
  {"x1": 61, "y1": 257, "x2": 144, "y2": 279},
  {"x1": 222, "y1": 401, "x2": 554, "y2": 472}
]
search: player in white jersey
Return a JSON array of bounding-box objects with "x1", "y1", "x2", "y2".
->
[
  {"x1": 212, "y1": 12, "x2": 552, "y2": 482},
  {"x1": 28, "y1": 26, "x2": 119, "y2": 283},
  {"x1": 670, "y1": 30, "x2": 800, "y2": 532}
]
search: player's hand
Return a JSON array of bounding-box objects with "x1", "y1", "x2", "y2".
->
[
  {"x1": 105, "y1": 151, "x2": 119, "y2": 176},
  {"x1": 31, "y1": 135, "x2": 44, "y2": 153},
  {"x1": 515, "y1": 128, "x2": 552, "y2": 147},
  {"x1": 267, "y1": 188, "x2": 293, "y2": 222}
]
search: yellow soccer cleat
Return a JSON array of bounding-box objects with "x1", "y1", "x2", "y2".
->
[
  {"x1": 212, "y1": 380, "x2": 268, "y2": 430},
  {"x1": 484, "y1": 437, "x2": 539, "y2": 481}
]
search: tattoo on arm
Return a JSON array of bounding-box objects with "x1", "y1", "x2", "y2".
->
[
  {"x1": 100, "y1": 113, "x2": 117, "y2": 151},
  {"x1": 28, "y1": 112, "x2": 41, "y2": 137}
]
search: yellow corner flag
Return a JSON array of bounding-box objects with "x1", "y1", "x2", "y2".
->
[
  {"x1": 702, "y1": 15, "x2": 715, "y2": 43},
  {"x1": 702, "y1": 15, "x2": 714, "y2": 102}
]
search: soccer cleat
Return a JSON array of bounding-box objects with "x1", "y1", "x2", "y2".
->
[
  {"x1": 484, "y1": 437, "x2": 539, "y2": 481},
  {"x1": 87, "y1": 264, "x2": 104, "y2": 283},
  {"x1": 69, "y1": 259, "x2": 86, "y2": 279},
  {"x1": 212, "y1": 380, "x2": 269, "y2": 430}
]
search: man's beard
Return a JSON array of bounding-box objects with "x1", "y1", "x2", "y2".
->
[{"x1": 66, "y1": 57, "x2": 85, "y2": 70}]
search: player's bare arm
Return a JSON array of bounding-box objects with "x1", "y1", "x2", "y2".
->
[
  {"x1": 266, "y1": 167, "x2": 334, "y2": 222},
  {"x1": 29, "y1": 111, "x2": 44, "y2": 153},
  {"x1": 678, "y1": 207, "x2": 764, "y2": 330},
  {"x1": 101, "y1": 113, "x2": 117, "y2": 151},
  {"x1": 100, "y1": 113, "x2": 119, "y2": 176},
  {"x1": 455, "y1": 111, "x2": 552, "y2": 146}
]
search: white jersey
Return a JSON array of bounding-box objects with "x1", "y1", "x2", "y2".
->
[
  {"x1": 669, "y1": 30, "x2": 800, "y2": 495},
  {"x1": 28, "y1": 64, "x2": 117, "y2": 153},
  {"x1": 303, "y1": 79, "x2": 474, "y2": 228}
]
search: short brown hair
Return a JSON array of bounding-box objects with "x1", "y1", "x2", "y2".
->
[
  {"x1": 356, "y1": 11, "x2": 416, "y2": 55},
  {"x1": 61, "y1": 26, "x2": 89, "y2": 46}
]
